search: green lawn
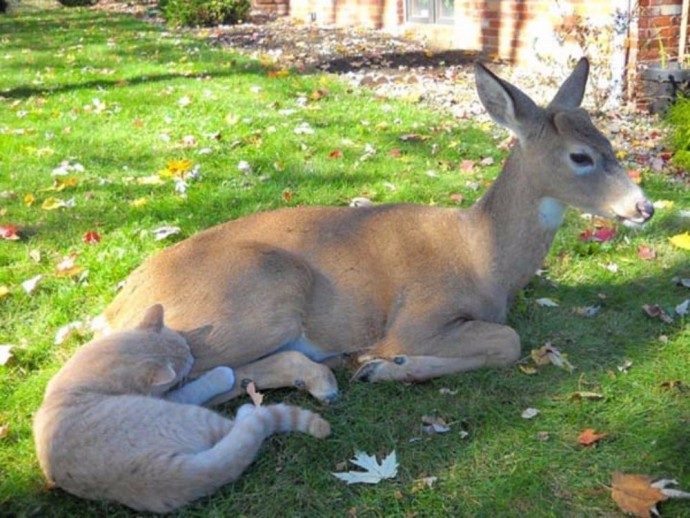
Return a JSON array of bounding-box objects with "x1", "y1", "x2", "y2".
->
[{"x1": 1, "y1": 7, "x2": 689, "y2": 517}]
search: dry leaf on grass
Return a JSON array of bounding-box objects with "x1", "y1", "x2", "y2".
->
[
  {"x1": 421, "y1": 415, "x2": 450, "y2": 434},
  {"x1": 245, "y1": 381, "x2": 263, "y2": 407},
  {"x1": 332, "y1": 451, "x2": 398, "y2": 484},
  {"x1": 0, "y1": 424, "x2": 9, "y2": 439},
  {"x1": 521, "y1": 408, "x2": 539, "y2": 419},
  {"x1": 612, "y1": 472, "x2": 690, "y2": 517},
  {"x1": 642, "y1": 304, "x2": 673, "y2": 324},
  {"x1": 531, "y1": 343, "x2": 576, "y2": 373},
  {"x1": 669, "y1": 232, "x2": 690, "y2": 250},
  {"x1": 577, "y1": 428, "x2": 608, "y2": 446}
]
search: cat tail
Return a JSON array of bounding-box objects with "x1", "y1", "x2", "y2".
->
[
  {"x1": 235, "y1": 403, "x2": 331, "y2": 439},
  {"x1": 174, "y1": 404, "x2": 330, "y2": 504}
]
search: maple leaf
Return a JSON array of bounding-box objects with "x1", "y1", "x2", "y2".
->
[
  {"x1": 669, "y1": 232, "x2": 690, "y2": 250},
  {"x1": 612, "y1": 473, "x2": 690, "y2": 518},
  {"x1": 332, "y1": 451, "x2": 398, "y2": 485},
  {"x1": 0, "y1": 224, "x2": 21, "y2": 241},
  {"x1": 577, "y1": 428, "x2": 608, "y2": 446}
]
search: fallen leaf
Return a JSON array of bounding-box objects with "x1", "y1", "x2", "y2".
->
[
  {"x1": 421, "y1": 415, "x2": 451, "y2": 434},
  {"x1": 22, "y1": 274, "x2": 43, "y2": 294},
  {"x1": 627, "y1": 169, "x2": 642, "y2": 184},
  {"x1": 637, "y1": 244, "x2": 656, "y2": 261},
  {"x1": 438, "y1": 387, "x2": 458, "y2": 395},
  {"x1": 0, "y1": 224, "x2": 21, "y2": 241},
  {"x1": 29, "y1": 249, "x2": 41, "y2": 263},
  {"x1": 531, "y1": 343, "x2": 576, "y2": 372},
  {"x1": 82, "y1": 231, "x2": 101, "y2": 244},
  {"x1": 245, "y1": 381, "x2": 263, "y2": 406},
  {"x1": 610, "y1": 472, "x2": 690, "y2": 518},
  {"x1": 54, "y1": 321, "x2": 85, "y2": 345},
  {"x1": 282, "y1": 191, "x2": 293, "y2": 203},
  {"x1": 521, "y1": 408, "x2": 539, "y2": 419},
  {"x1": 536, "y1": 297, "x2": 559, "y2": 307},
  {"x1": 642, "y1": 304, "x2": 673, "y2": 324},
  {"x1": 669, "y1": 232, "x2": 690, "y2": 250},
  {"x1": 332, "y1": 451, "x2": 398, "y2": 484},
  {"x1": 618, "y1": 359, "x2": 633, "y2": 373},
  {"x1": 570, "y1": 391, "x2": 604, "y2": 401},
  {"x1": 653, "y1": 200, "x2": 674, "y2": 210},
  {"x1": 578, "y1": 428, "x2": 609, "y2": 446},
  {"x1": 676, "y1": 299, "x2": 689, "y2": 316},
  {"x1": 449, "y1": 193, "x2": 464, "y2": 203},
  {"x1": 400, "y1": 133, "x2": 426, "y2": 142},
  {"x1": 0, "y1": 345, "x2": 13, "y2": 365},
  {"x1": 24, "y1": 193, "x2": 35, "y2": 206},
  {"x1": 0, "y1": 424, "x2": 8, "y2": 439},
  {"x1": 328, "y1": 149, "x2": 343, "y2": 159},
  {"x1": 0, "y1": 286, "x2": 10, "y2": 298},
  {"x1": 411, "y1": 476, "x2": 438, "y2": 492},
  {"x1": 518, "y1": 364, "x2": 538, "y2": 375},
  {"x1": 579, "y1": 227, "x2": 617, "y2": 242},
  {"x1": 536, "y1": 431, "x2": 550, "y2": 441},
  {"x1": 459, "y1": 160, "x2": 475, "y2": 174},
  {"x1": 660, "y1": 380, "x2": 685, "y2": 391},
  {"x1": 152, "y1": 226, "x2": 181, "y2": 241},
  {"x1": 349, "y1": 197, "x2": 373, "y2": 208},
  {"x1": 574, "y1": 305, "x2": 601, "y2": 317},
  {"x1": 41, "y1": 197, "x2": 66, "y2": 210},
  {"x1": 389, "y1": 148, "x2": 402, "y2": 157}
]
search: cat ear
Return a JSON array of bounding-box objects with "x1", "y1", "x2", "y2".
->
[
  {"x1": 137, "y1": 304, "x2": 165, "y2": 333},
  {"x1": 148, "y1": 362, "x2": 178, "y2": 387}
]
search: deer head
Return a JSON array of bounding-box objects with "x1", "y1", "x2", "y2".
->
[{"x1": 475, "y1": 58, "x2": 654, "y2": 227}]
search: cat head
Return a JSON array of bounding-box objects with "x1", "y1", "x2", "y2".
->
[{"x1": 53, "y1": 304, "x2": 193, "y2": 397}]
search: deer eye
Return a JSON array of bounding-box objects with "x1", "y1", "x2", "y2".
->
[{"x1": 569, "y1": 153, "x2": 594, "y2": 167}]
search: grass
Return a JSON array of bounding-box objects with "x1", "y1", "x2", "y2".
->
[{"x1": 1, "y1": 7, "x2": 690, "y2": 517}]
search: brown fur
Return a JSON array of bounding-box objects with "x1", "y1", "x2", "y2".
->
[
  {"x1": 34, "y1": 305, "x2": 330, "y2": 513},
  {"x1": 100, "y1": 59, "x2": 653, "y2": 400}
]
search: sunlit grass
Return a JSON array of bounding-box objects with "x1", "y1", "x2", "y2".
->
[{"x1": 1, "y1": 7, "x2": 689, "y2": 517}]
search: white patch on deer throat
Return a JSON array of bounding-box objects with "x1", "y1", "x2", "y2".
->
[{"x1": 538, "y1": 197, "x2": 566, "y2": 230}]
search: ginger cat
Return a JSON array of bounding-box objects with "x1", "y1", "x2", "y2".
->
[{"x1": 33, "y1": 304, "x2": 331, "y2": 513}]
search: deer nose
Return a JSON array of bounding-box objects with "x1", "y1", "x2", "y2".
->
[{"x1": 636, "y1": 199, "x2": 654, "y2": 222}]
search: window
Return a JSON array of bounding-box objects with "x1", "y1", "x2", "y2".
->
[{"x1": 407, "y1": 0, "x2": 454, "y2": 25}]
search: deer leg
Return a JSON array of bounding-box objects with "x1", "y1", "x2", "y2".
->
[
  {"x1": 352, "y1": 320, "x2": 520, "y2": 383},
  {"x1": 204, "y1": 350, "x2": 339, "y2": 406}
]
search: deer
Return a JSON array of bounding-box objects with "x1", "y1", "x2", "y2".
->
[{"x1": 97, "y1": 58, "x2": 654, "y2": 405}]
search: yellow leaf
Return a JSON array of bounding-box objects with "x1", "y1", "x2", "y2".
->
[
  {"x1": 0, "y1": 285, "x2": 10, "y2": 298},
  {"x1": 41, "y1": 197, "x2": 64, "y2": 210},
  {"x1": 24, "y1": 193, "x2": 35, "y2": 206},
  {"x1": 669, "y1": 232, "x2": 690, "y2": 250},
  {"x1": 159, "y1": 159, "x2": 193, "y2": 178},
  {"x1": 518, "y1": 364, "x2": 538, "y2": 375},
  {"x1": 130, "y1": 197, "x2": 148, "y2": 207},
  {"x1": 54, "y1": 177, "x2": 78, "y2": 191}
]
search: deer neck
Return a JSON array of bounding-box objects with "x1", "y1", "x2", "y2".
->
[{"x1": 470, "y1": 149, "x2": 565, "y2": 299}]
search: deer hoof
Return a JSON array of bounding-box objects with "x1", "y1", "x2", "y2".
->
[
  {"x1": 351, "y1": 359, "x2": 384, "y2": 383},
  {"x1": 321, "y1": 391, "x2": 339, "y2": 405}
]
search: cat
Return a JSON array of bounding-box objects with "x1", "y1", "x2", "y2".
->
[{"x1": 33, "y1": 304, "x2": 331, "y2": 513}]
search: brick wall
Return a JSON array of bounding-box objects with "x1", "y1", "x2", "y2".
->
[{"x1": 638, "y1": 0, "x2": 688, "y2": 64}]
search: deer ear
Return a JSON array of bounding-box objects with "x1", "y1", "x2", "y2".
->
[
  {"x1": 137, "y1": 304, "x2": 165, "y2": 333},
  {"x1": 475, "y1": 62, "x2": 540, "y2": 141},
  {"x1": 148, "y1": 362, "x2": 178, "y2": 387},
  {"x1": 549, "y1": 57, "x2": 589, "y2": 109}
]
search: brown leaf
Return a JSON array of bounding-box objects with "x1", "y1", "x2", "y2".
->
[
  {"x1": 388, "y1": 148, "x2": 402, "y2": 157},
  {"x1": 246, "y1": 381, "x2": 264, "y2": 407},
  {"x1": 570, "y1": 391, "x2": 604, "y2": 401},
  {"x1": 637, "y1": 244, "x2": 656, "y2": 261},
  {"x1": 578, "y1": 428, "x2": 608, "y2": 446},
  {"x1": 642, "y1": 304, "x2": 673, "y2": 324},
  {"x1": 328, "y1": 149, "x2": 343, "y2": 159},
  {"x1": 0, "y1": 424, "x2": 9, "y2": 440},
  {"x1": 611, "y1": 472, "x2": 667, "y2": 518}
]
